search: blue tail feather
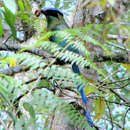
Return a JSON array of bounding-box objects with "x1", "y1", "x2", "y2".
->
[
  {"x1": 72, "y1": 63, "x2": 94, "y2": 127},
  {"x1": 86, "y1": 112, "x2": 94, "y2": 127},
  {"x1": 72, "y1": 63, "x2": 80, "y2": 75},
  {"x1": 79, "y1": 86, "x2": 87, "y2": 105}
]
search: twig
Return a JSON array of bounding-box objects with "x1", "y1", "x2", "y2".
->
[
  {"x1": 100, "y1": 78, "x2": 130, "y2": 89},
  {"x1": 101, "y1": 117, "x2": 122, "y2": 129},
  {"x1": 0, "y1": 117, "x2": 8, "y2": 130},
  {"x1": 109, "y1": 88, "x2": 129, "y2": 104},
  {"x1": 87, "y1": 96, "x2": 129, "y2": 106},
  {"x1": 2, "y1": 34, "x2": 12, "y2": 45},
  {"x1": 87, "y1": 95, "x2": 129, "y2": 106},
  {"x1": 103, "y1": 81, "x2": 130, "y2": 89},
  {"x1": 106, "y1": 36, "x2": 130, "y2": 52},
  {"x1": 123, "y1": 108, "x2": 130, "y2": 130},
  {"x1": 107, "y1": 34, "x2": 127, "y2": 41},
  {"x1": 102, "y1": 70, "x2": 119, "y2": 83},
  {"x1": 104, "y1": 78, "x2": 130, "y2": 85},
  {"x1": 106, "y1": 102, "x2": 114, "y2": 129}
]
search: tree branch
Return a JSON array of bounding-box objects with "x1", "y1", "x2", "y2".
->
[
  {"x1": 0, "y1": 42, "x2": 50, "y2": 58},
  {"x1": 92, "y1": 52, "x2": 130, "y2": 64},
  {"x1": 0, "y1": 66, "x2": 30, "y2": 76},
  {"x1": 109, "y1": 88, "x2": 130, "y2": 105},
  {"x1": 0, "y1": 42, "x2": 130, "y2": 64},
  {"x1": 88, "y1": 96, "x2": 129, "y2": 106},
  {"x1": 106, "y1": 101, "x2": 114, "y2": 130},
  {"x1": 99, "y1": 78, "x2": 130, "y2": 89}
]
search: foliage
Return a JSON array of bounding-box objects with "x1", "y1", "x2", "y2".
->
[{"x1": 0, "y1": 0, "x2": 129, "y2": 130}]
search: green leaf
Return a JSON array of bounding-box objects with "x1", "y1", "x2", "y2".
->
[
  {"x1": 100, "y1": 0, "x2": 107, "y2": 8},
  {"x1": 3, "y1": 6, "x2": 16, "y2": 38},
  {"x1": 38, "y1": 79, "x2": 50, "y2": 87},
  {"x1": 95, "y1": 98, "x2": 105, "y2": 122},
  {"x1": 121, "y1": 63, "x2": 130, "y2": 72},
  {"x1": 18, "y1": 0, "x2": 24, "y2": 12},
  {"x1": 0, "y1": 87, "x2": 11, "y2": 105},
  {"x1": 23, "y1": 0, "x2": 31, "y2": 12},
  {"x1": 107, "y1": 0, "x2": 115, "y2": 6},
  {"x1": 0, "y1": 84, "x2": 8, "y2": 94},
  {"x1": 84, "y1": 86, "x2": 94, "y2": 95},
  {"x1": 55, "y1": 0, "x2": 60, "y2": 8},
  {"x1": 41, "y1": 0, "x2": 45, "y2": 7},
  {"x1": 3, "y1": 0, "x2": 17, "y2": 15},
  {"x1": 6, "y1": 111, "x2": 16, "y2": 124},
  {"x1": 0, "y1": 17, "x2": 3, "y2": 37},
  {"x1": 3, "y1": 0, "x2": 17, "y2": 38},
  {"x1": 23, "y1": 102, "x2": 35, "y2": 119}
]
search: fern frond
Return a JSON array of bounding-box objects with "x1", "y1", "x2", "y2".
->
[
  {"x1": 56, "y1": 31, "x2": 90, "y2": 56},
  {"x1": 43, "y1": 65, "x2": 85, "y2": 88},
  {"x1": 30, "y1": 89, "x2": 94, "y2": 130},
  {"x1": 15, "y1": 53, "x2": 47, "y2": 69}
]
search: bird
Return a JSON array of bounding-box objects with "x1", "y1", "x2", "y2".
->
[{"x1": 40, "y1": 7, "x2": 96, "y2": 128}]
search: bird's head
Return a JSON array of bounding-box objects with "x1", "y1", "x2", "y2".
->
[
  {"x1": 41, "y1": 8, "x2": 63, "y2": 19},
  {"x1": 41, "y1": 8, "x2": 69, "y2": 31}
]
